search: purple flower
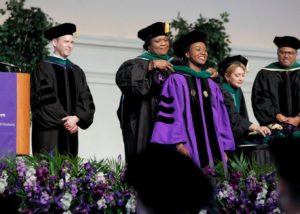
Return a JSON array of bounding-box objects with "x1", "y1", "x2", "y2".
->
[
  {"x1": 83, "y1": 162, "x2": 95, "y2": 173},
  {"x1": 229, "y1": 171, "x2": 242, "y2": 190},
  {"x1": 107, "y1": 172, "x2": 116, "y2": 184},
  {"x1": 43, "y1": 167, "x2": 49, "y2": 175},
  {"x1": 36, "y1": 168, "x2": 43, "y2": 176},
  {"x1": 270, "y1": 190, "x2": 279, "y2": 201},
  {"x1": 203, "y1": 166, "x2": 216, "y2": 177},
  {"x1": 115, "y1": 191, "x2": 122, "y2": 198},
  {"x1": 17, "y1": 160, "x2": 26, "y2": 177},
  {"x1": 93, "y1": 188, "x2": 104, "y2": 198},
  {"x1": 266, "y1": 172, "x2": 276, "y2": 184},
  {"x1": 259, "y1": 174, "x2": 267, "y2": 182},
  {"x1": 89, "y1": 181, "x2": 95, "y2": 188},
  {"x1": 73, "y1": 205, "x2": 81, "y2": 213},
  {"x1": 84, "y1": 162, "x2": 91, "y2": 171},
  {"x1": 69, "y1": 183, "x2": 78, "y2": 198},
  {"x1": 117, "y1": 198, "x2": 124, "y2": 206},
  {"x1": 21, "y1": 208, "x2": 34, "y2": 214},
  {"x1": 120, "y1": 168, "x2": 126, "y2": 182},
  {"x1": 104, "y1": 192, "x2": 114, "y2": 205},
  {"x1": 122, "y1": 189, "x2": 131, "y2": 197},
  {"x1": 38, "y1": 191, "x2": 50, "y2": 205}
]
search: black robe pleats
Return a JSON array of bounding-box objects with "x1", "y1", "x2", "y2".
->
[{"x1": 31, "y1": 60, "x2": 95, "y2": 157}]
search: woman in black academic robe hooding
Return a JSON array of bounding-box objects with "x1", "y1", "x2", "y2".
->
[{"x1": 115, "y1": 22, "x2": 175, "y2": 161}]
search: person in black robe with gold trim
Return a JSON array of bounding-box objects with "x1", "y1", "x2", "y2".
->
[
  {"x1": 115, "y1": 22, "x2": 175, "y2": 161},
  {"x1": 219, "y1": 55, "x2": 270, "y2": 144},
  {"x1": 252, "y1": 36, "x2": 300, "y2": 128},
  {"x1": 31, "y1": 23, "x2": 95, "y2": 157}
]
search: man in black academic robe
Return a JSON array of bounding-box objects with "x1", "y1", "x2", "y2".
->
[
  {"x1": 31, "y1": 23, "x2": 95, "y2": 157},
  {"x1": 252, "y1": 36, "x2": 300, "y2": 127}
]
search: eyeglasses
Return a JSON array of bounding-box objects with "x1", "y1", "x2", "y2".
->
[{"x1": 278, "y1": 51, "x2": 296, "y2": 56}]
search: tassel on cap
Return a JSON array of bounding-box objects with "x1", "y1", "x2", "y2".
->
[{"x1": 164, "y1": 22, "x2": 170, "y2": 34}]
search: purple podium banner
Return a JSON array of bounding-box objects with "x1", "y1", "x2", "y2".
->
[{"x1": 0, "y1": 72, "x2": 17, "y2": 155}]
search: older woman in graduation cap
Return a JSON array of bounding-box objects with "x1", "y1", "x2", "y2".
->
[
  {"x1": 116, "y1": 22, "x2": 175, "y2": 161},
  {"x1": 151, "y1": 30, "x2": 235, "y2": 169},
  {"x1": 218, "y1": 55, "x2": 271, "y2": 144}
]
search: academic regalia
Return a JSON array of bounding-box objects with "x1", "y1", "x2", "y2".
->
[
  {"x1": 31, "y1": 56, "x2": 95, "y2": 157},
  {"x1": 251, "y1": 61, "x2": 300, "y2": 126},
  {"x1": 116, "y1": 54, "x2": 172, "y2": 161},
  {"x1": 116, "y1": 22, "x2": 172, "y2": 161},
  {"x1": 44, "y1": 23, "x2": 76, "y2": 40},
  {"x1": 222, "y1": 85, "x2": 251, "y2": 144},
  {"x1": 151, "y1": 67, "x2": 235, "y2": 168},
  {"x1": 218, "y1": 55, "x2": 251, "y2": 144},
  {"x1": 150, "y1": 30, "x2": 234, "y2": 168}
]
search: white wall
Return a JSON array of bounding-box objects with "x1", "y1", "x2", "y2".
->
[
  {"x1": 66, "y1": 35, "x2": 298, "y2": 160},
  {"x1": 2, "y1": 0, "x2": 300, "y2": 50},
  {"x1": 68, "y1": 36, "x2": 144, "y2": 159}
]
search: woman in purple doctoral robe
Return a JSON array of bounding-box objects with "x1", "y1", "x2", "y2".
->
[{"x1": 151, "y1": 30, "x2": 235, "y2": 168}]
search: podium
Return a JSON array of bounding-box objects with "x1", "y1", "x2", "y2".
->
[{"x1": 0, "y1": 72, "x2": 30, "y2": 156}]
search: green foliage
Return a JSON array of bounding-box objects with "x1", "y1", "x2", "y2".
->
[
  {"x1": 0, "y1": 0, "x2": 55, "y2": 73},
  {"x1": 212, "y1": 153, "x2": 276, "y2": 182},
  {"x1": 169, "y1": 12, "x2": 231, "y2": 68},
  {"x1": 228, "y1": 153, "x2": 276, "y2": 180}
]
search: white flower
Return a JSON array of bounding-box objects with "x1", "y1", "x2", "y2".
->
[
  {"x1": 272, "y1": 207, "x2": 281, "y2": 213},
  {"x1": 217, "y1": 191, "x2": 225, "y2": 200},
  {"x1": 65, "y1": 173, "x2": 71, "y2": 183},
  {"x1": 24, "y1": 179, "x2": 34, "y2": 188},
  {"x1": 23, "y1": 167, "x2": 37, "y2": 188},
  {"x1": 59, "y1": 179, "x2": 64, "y2": 189},
  {"x1": 256, "y1": 187, "x2": 268, "y2": 201},
  {"x1": 96, "y1": 172, "x2": 106, "y2": 183},
  {"x1": 217, "y1": 182, "x2": 233, "y2": 200},
  {"x1": 26, "y1": 167, "x2": 36, "y2": 178},
  {"x1": 0, "y1": 183, "x2": 6, "y2": 193},
  {"x1": 0, "y1": 174, "x2": 7, "y2": 194},
  {"x1": 199, "y1": 210, "x2": 207, "y2": 214},
  {"x1": 97, "y1": 197, "x2": 107, "y2": 210},
  {"x1": 255, "y1": 199, "x2": 265, "y2": 206},
  {"x1": 60, "y1": 192, "x2": 72, "y2": 210},
  {"x1": 125, "y1": 194, "x2": 136, "y2": 214},
  {"x1": 63, "y1": 211, "x2": 72, "y2": 214}
]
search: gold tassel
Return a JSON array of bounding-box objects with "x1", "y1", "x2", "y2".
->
[
  {"x1": 164, "y1": 22, "x2": 169, "y2": 34},
  {"x1": 76, "y1": 27, "x2": 78, "y2": 38},
  {"x1": 246, "y1": 63, "x2": 250, "y2": 73}
]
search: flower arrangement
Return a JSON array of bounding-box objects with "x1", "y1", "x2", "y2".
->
[
  {"x1": 202, "y1": 154, "x2": 281, "y2": 214},
  {"x1": 0, "y1": 153, "x2": 135, "y2": 214},
  {"x1": 0, "y1": 152, "x2": 280, "y2": 213}
]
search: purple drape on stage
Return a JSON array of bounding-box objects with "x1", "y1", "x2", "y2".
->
[{"x1": 0, "y1": 72, "x2": 17, "y2": 155}]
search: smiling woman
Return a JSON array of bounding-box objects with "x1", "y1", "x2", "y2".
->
[
  {"x1": 185, "y1": 42, "x2": 208, "y2": 71},
  {"x1": 151, "y1": 30, "x2": 235, "y2": 169},
  {"x1": 115, "y1": 22, "x2": 176, "y2": 161},
  {"x1": 147, "y1": 35, "x2": 169, "y2": 56},
  {"x1": 218, "y1": 55, "x2": 271, "y2": 144}
]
